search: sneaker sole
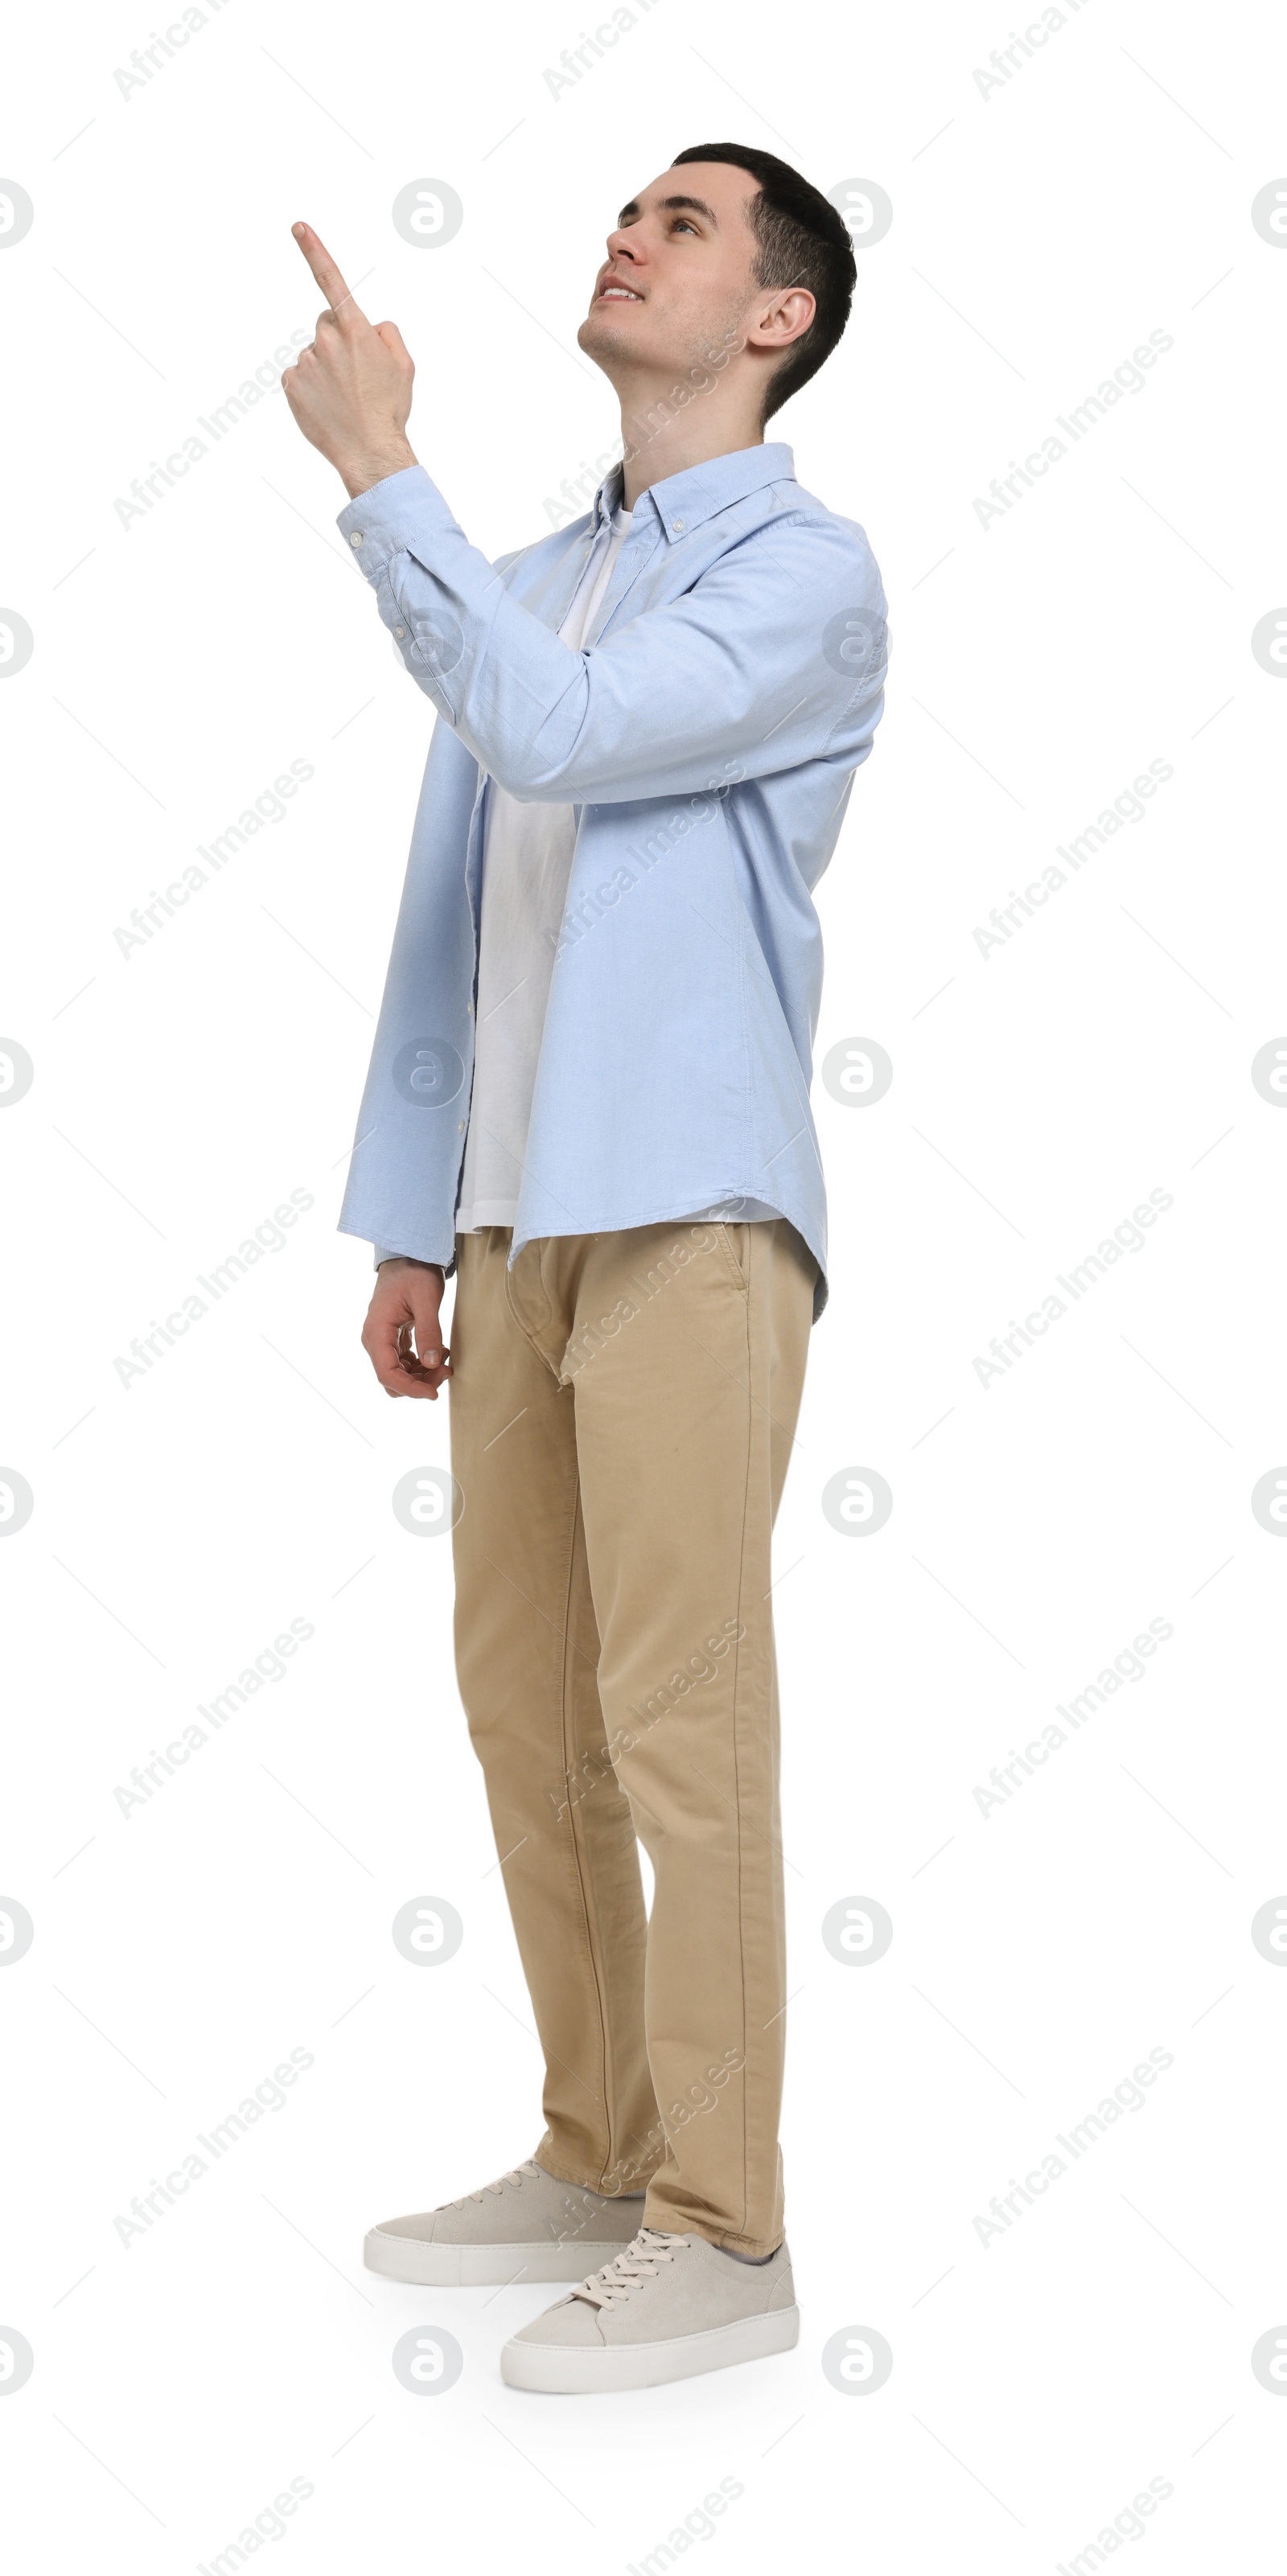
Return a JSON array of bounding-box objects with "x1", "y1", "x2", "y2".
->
[
  {"x1": 500, "y1": 2302, "x2": 800, "y2": 2392},
  {"x1": 363, "y1": 2230, "x2": 636, "y2": 2288}
]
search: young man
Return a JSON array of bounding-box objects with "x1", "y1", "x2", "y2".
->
[{"x1": 282, "y1": 144, "x2": 887, "y2": 2393}]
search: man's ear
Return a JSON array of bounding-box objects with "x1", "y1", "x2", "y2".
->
[{"x1": 746, "y1": 286, "x2": 816, "y2": 353}]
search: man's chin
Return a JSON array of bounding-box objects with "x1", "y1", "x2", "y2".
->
[{"x1": 578, "y1": 309, "x2": 642, "y2": 367}]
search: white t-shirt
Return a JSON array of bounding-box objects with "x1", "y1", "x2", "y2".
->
[{"x1": 454, "y1": 504, "x2": 633, "y2": 1232}]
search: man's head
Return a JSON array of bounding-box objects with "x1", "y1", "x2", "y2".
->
[{"x1": 578, "y1": 146, "x2": 857, "y2": 433}]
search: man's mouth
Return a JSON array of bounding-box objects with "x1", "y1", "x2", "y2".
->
[{"x1": 596, "y1": 280, "x2": 644, "y2": 302}]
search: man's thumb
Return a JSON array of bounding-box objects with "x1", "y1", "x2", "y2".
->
[{"x1": 409, "y1": 1281, "x2": 443, "y2": 1362}]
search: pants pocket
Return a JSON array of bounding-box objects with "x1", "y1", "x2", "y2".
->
[{"x1": 712, "y1": 1222, "x2": 750, "y2": 1294}]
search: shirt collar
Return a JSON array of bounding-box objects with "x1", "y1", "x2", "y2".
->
[{"x1": 589, "y1": 442, "x2": 796, "y2": 540}]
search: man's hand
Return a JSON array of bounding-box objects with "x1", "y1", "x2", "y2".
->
[
  {"x1": 282, "y1": 223, "x2": 417, "y2": 499},
  {"x1": 362, "y1": 1259, "x2": 453, "y2": 1400}
]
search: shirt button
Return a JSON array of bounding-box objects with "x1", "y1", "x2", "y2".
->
[
  {"x1": 394, "y1": 626, "x2": 405, "y2": 639},
  {"x1": 672, "y1": 518, "x2": 685, "y2": 532},
  {"x1": 457, "y1": 1120, "x2": 465, "y2": 1132},
  {"x1": 349, "y1": 531, "x2": 363, "y2": 547}
]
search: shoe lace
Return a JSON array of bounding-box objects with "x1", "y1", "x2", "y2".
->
[
  {"x1": 570, "y1": 2226, "x2": 693, "y2": 2309},
  {"x1": 442, "y1": 2158, "x2": 545, "y2": 2210}
]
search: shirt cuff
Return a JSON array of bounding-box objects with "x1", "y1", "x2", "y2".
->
[{"x1": 335, "y1": 464, "x2": 458, "y2": 578}]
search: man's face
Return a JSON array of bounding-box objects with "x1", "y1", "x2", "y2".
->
[{"x1": 578, "y1": 162, "x2": 764, "y2": 380}]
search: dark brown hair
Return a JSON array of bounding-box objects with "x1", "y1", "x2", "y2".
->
[{"x1": 672, "y1": 142, "x2": 857, "y2": 420}]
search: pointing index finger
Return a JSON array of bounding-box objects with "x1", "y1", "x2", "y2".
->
[{"x1": 291, "y1": 222, "x2": 363, "y2": 322}]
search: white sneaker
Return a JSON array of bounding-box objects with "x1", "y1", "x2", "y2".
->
[
  {"x1": 364, "y1": 2158, "x2": 645, "y2": 2287},
  {"x1": 500, "y1": 2225, "x2": 799, "y2": 2392}
]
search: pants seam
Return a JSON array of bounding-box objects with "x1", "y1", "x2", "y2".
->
[
  {"x1": 728, "y1": 1255, "x2": 756, "y2": 2246},
  {"x1": 557, "y1": 1469, "x2": 615, "y2": 2186}
]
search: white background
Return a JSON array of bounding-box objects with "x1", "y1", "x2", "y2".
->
[{"x1": 2, "y1": 0, "x2": 1286, "y2": 2566}]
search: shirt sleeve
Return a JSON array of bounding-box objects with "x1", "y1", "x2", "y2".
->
[{"x1": 336, "y1": 465, "x2": 887, "y2": 807}]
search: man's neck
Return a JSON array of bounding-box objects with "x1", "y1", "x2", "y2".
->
[{"x1": 616, "y1": 383, "x2": 766, "y2": 512}]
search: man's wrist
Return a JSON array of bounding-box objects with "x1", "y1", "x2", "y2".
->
[{"x1": 340, "y1": 443, "x2": 418, "y2": 501}]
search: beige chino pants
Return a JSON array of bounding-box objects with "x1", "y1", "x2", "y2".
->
[{"x1": 447, "y1": 1217, "x2": 816, "y2": 2255}]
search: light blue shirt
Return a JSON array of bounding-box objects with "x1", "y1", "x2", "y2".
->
[{"x1": 335, "y1": 442, "x2": 888, "y2": 1318}]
